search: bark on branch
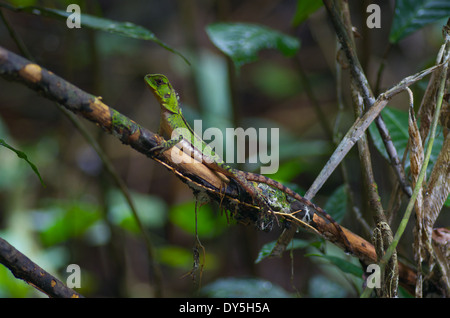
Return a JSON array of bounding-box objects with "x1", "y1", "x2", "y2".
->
[{"x1": 0, "y1": 236, "x2": 83, "y2": 298}]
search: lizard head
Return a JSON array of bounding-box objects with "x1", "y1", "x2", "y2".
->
[{"x1": 144, "y1": 74, "x2": 180, "y2": 113}]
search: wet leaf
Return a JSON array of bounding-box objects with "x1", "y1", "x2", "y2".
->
[
  {"x1": 369, "y1": 106, "x2": 443, "y2": 175},
  {"x1": 0, "y1": 4, "x2": 189, "y2": 64},
  {"x1": 390, "y1": 0, "x2": 450, "y2": 43},
  {"x1": 324, "y1": 185, "x2": 348, "y2": 223},
  {"x1": 307, "y1": 254, "x2": 363, "y2": 277},
  {"x1": 206, "y1": 22, "x2": 300, "y2": 70}
]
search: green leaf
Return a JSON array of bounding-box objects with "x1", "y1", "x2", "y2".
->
[
  {"x1": 368, "y1": 106, "x2": 443, "y2": 175},
  {"x1": 389, "y1": 0, "x2": 450, "y2": 43},
  {"x1": 37, "y1": 200, "x2": 102, "y2": 246},
  {"x1": 307, "y1": 254, "x2": 363, "y2": 277},
  {"x1": 206, "y1": 22, "x2": 300, "y2": 70},
  {"x1": 369, "y1": 107, "x2": 409, "y2": 161},
  {"x1": 0, "y1": 3, "x2": 189, "y2": 64},
  {"x1": 324, "y1": 185, "x2": 348, "y2": 223},
  {"x1": 292, "y1": 0, "x2": 324, "y2": 26},
  {"x1": 0, "y1": 139, "x2": 45, "y2": 187},
  {"x1": 255, "y1": 238, "x2": 310, "y2": 263}
]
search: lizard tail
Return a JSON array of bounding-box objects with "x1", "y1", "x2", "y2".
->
[
  {"x1": 243, "y1": 172, "x2": 353, "y2": 254},
  {"x1": 200, "y1": 159, "x2": 350, "y2": 252},
  {"x1": 202, "y1": 161, "x2": 279, "y2": 230}
]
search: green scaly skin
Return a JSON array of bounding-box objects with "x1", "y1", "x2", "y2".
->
[{"x1": 145, "y1": 74, "x2": 352, "y2": 251}]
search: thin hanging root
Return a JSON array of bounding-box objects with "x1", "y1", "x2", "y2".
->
[
  {"x1": 193, "y1": 235, "x2": 206, "y2": 286},
  {"x1": 216, "y1": 183, "x2": 232, "y2": 224},
  {"x1": 218, "y1": 184, "x2": 227, "y2": 209},
  {"x1": 180, "y1": 200, "x2": 206, "y2": 287},
  {"x1": 222, "y1": 205, "x2": 231, "y2": 225},
  {"x1": 194, "y1": 200, "x2": 206, "y2": 274}
]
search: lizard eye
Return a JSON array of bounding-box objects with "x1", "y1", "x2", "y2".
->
[{"x1": 155, "y1": 78, "x2": 164, "y2": 86}]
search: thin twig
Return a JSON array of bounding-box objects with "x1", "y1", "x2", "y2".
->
[
  {"x1": 0, "y1": 9, "x2": 33, "y2": 60},
  {"x1": 334, "y1": 43, "x2": 372, "y2": 234},
  {"x1": 307, "y1": 64, "x2": 440, "y2": 197},
  {"x1": 323, "y1": 0, "x2": 411, "y2": 198}
]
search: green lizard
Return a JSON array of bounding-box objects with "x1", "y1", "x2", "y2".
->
[
  {"x1": 145, "y1": 74, "x2": 352, "y2": 252},
  {"x1": 145, "y1": 74, "x2": 276, "y2": 230}
]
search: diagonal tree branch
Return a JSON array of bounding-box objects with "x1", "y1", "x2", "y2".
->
[
  {"x1": 319, "y1": 0, "x2": 414, "y2": 198},
  {"x1": 0, "y1": 236, "x2": 83, "y2": 298}
]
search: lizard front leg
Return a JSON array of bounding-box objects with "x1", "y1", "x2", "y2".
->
[{"x1": 149, "y1": 134, "x2": 184, "y2": 154}]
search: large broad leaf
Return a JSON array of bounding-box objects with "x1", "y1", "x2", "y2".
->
[
  {"x1": 389, "y1": 0, "x2": 450, "y2": 43},
  {"x1": 324, "y1": 185, "x2": 348, "y2": 223},
  {"x1": 206, "y1": 23, "x2": 300, "y2": 70},
  {"x1": 369, "y1": 107, "x2": 409, "y2": 160},
  {"x1": 307, "y1": 254, "x2": 363, "y2": 277},
  {"x1": 368, "y1": 106, "x2": 443, "y2": 175},
  {"x1": 0, "y1": 3, "x2": 189, "y2": 64}
]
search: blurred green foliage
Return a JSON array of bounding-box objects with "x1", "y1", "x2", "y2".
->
[
  {"x1": 169, "y1": 201, "x2": 228, "y2": 239},
  {"x1": 200, "y1": 277, "x2": 293, "y2": 298},
  {"x1": 0, "y1": 0, "x2": 448, "y2": 298}
]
